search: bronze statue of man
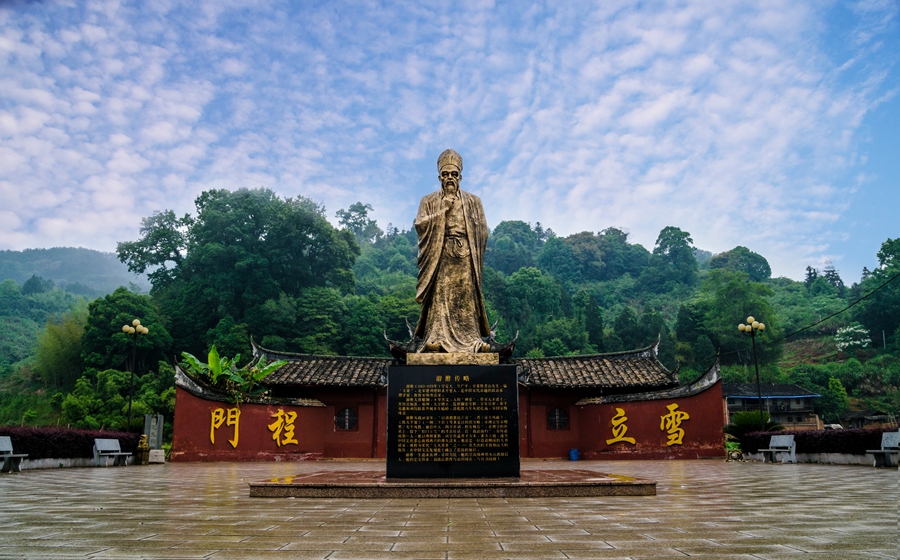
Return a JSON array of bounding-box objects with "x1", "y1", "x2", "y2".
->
[{"x1": 414, "y1": 149, "x2": 491, "y2": 353}]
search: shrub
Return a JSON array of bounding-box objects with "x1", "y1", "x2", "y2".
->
[
  {"x1": 724, "y1": 410, "x2": 783, "y2": 443},
  {"x1": 0, "y1": 426, "x2": 139, "y2": 459},
  {"x1": 741, "y1": 427, "x2": 891, "y2": 455}
]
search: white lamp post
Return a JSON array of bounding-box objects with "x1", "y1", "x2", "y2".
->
[
  {"x1": 738, "y1": 316, "x2": 766, "y2": 431},
  {"x1": 121, "y1": 319, "x2": 149, "y2": 432}
]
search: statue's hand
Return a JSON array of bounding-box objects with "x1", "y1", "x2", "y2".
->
[{"x1": 442, "y1": 196, "x2": 455, "y2": 212}]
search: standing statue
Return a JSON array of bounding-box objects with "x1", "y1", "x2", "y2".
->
[{"x1": 414, "y1": 149, "x2": 492, "y2": 353}]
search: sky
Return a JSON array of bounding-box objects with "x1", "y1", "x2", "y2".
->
[{"x1": 1, "y1": 0, "x2": 897, "y2": 282}]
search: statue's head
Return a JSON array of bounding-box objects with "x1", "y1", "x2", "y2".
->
[{"x1": 437, "y1": 149, "x2": 462, "y2": 195}]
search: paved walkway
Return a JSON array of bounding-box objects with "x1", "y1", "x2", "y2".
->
[{"x1": 0, "y1": 460, "x2": 896, "y2": 559}]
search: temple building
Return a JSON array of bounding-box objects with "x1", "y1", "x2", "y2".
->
[{"x1": 172, "y1": 340, "x2": 726, "y2": 461}]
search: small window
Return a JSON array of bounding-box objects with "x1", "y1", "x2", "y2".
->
[
  {"x1": 335, "y1": 408, "x2": 358, "y2": 431},
  {"x1": 547, "y1": 408, "x2": 568, "y2": 430}
]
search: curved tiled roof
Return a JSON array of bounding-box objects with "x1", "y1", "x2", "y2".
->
[
  {"x1": 512, "y1": 343, "x2": 677, "y2": 389},
  {"x1": 253, "y1": 339, "x2": 677, "y2": 390}
]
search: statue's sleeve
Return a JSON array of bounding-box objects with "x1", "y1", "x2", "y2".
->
[{"x1": 414, "y1": 194, "x2": 444, "y2": 304}]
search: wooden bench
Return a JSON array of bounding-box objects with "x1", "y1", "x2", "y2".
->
[
  {"x1": 866, "y1": 431, "x2": 900, "y2": 468},
  {"x1": 0, "y1": 436, "x2": 28, "y2": 473},
  {"x1": 759, "y1": 434, "x2": 796, "y2": 464},
  {"x1": 93, "y1": 438, "x2": 131, "y2": 467}
]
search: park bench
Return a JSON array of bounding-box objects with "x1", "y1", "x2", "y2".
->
[
  {"x1": 93, "y1": 438, "x2": 131, "y2": 467},
  {"x1": 866, "y1": 431, "x2": 900, "y2": 468},
  {"x1": 759, "y1": 434, "x2": 796, "y2": 464},
  {"x1": 0, "y1": 436, "x2": 28, "y2": 473}
]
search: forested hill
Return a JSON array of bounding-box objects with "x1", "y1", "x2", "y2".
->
[
  {"x1": 2, "y1": 189, "x2": 898, "y2": 430},
  {"x1": 0, "y1": 247, "x2": 150, "y2": 297}
]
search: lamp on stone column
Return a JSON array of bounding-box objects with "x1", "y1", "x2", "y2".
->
[
  {"x1": 121, "y1": 319, "x2": 149, "y2": 432},
  {"x1": 738, "y1": 316, "x2": 766, "y2": 431}
]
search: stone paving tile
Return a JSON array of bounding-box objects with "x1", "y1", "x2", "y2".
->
[{"x1": 0, "y1": 459, "x2": 896, "y2": 559}]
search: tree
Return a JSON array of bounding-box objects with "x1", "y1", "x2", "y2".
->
[
  {"x1": 33, "y1": 304, "x2": 87, "y2": 390},
  {"x1": 117, "y1": 210, "x2": 191, "y2": 289},
  {"x1": 821, "y1": 263, "x2": 846, "y2": 297},
  {"x1": 804, "y1": 266, "x2": 818, "y2": 291},
  {"x1": 571, "y1": 291, "x2": 604, "y2": 352},
  {"x1": 699, "y1": 269, "x2": 781, "y2": 365},
  {"x1": 22, "y1": 275, "x2": 54, "y2": 295},
  {"x1": 818, "y1": 377, "x2": 850, "y2": 423},
  {"x1": 485, "y1": 221, "x2": 539, "y2": 274},
  {"x1": 614, "y1": 307, "x2": 643, "y2": 350},
  {"x1": 80, "y1": 288, "x2": 173, "y2": 374},
  {"x1": 834, "y1": 323, "x2": 871, "y2": 354},
  {"x1": 564, "y1": 232, "x2": 606, "y2": 282},
  {"x1": 708, "y1": 246, "x2": 771, "y2": 282},
  {"x1": 536, "y1": 237, "x2": 581, "y2": 285},
  {"x1": 117, "y1": 188, "x2": 359, "y2": 356},
  {"x1": 641, "y1": 226, "x2": 699, "y2": 291},
  {"x1": 336, "y1": 202, "x2": 383, "y2": 244},
  {"x1": 205, "y1": 316, "x2": 251, "y2": 364},
  {"x1": 853, "y1": 237, "x2": 900, "y2": 342},
  {"x1": 342, "y1": 297, "x2": 388, "y2": 357}
]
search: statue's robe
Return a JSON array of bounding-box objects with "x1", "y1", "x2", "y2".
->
[{"x1": 414, "y1": 189, "x2": 491, "y2": 352}]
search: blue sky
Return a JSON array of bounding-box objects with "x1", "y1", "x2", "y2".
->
[{"x1": 1, "y1": 0, "x2": 897, "y2": 282}]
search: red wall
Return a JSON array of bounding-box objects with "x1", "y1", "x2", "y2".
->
[
  {"x1": 578, "y1": 381, "x2": 726, "y2": 459},
  {"x1": 172, "y1": 381, "x2": 725, "y2": 461},
  {"x1": 171, "y1": 387, "x2": 328, "y2": 461}
]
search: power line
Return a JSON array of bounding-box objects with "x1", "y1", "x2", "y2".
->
[{"x1": 721, "y1": 267, "x2": 900, "y2": 357}]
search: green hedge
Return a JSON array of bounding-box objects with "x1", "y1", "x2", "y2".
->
[
  {"x1": 741, "y1": 428, "x2": 894, "y2": 455},
  {"x1": 0, "y1": 426, "x2": 139, "y2": 459}
]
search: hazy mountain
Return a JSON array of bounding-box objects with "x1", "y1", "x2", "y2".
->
[{"x1": 0, "y1": 248, "x2": 150, "y2": 297}]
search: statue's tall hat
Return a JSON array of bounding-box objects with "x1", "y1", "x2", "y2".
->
[{"x1": 437, "y1": 149, "x2": 463, "y2": 172}]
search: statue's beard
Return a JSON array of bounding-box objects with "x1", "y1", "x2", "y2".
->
[{"x1": 442, "y1": 181, "x2": 459, "y2": 196}]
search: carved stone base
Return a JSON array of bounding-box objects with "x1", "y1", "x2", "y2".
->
[{"x1": 406, "y1": 353, "x2": 499, "y2": 365}]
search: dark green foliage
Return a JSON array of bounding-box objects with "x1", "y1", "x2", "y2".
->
[
  {"x1": 723, "y1": 410, "x2": 783, "y2": 442},
  {"x1": 817, "y1": 377, "x2": 850, "y2": 422},
  {"x1": 700, "y1": 270, "x2": 782, "y2": 365},
  {"x1": 342, "y1": 297, "x2": 389, "y2": 357},
  {"x1": 117, "y1": 188, "x2": 359, "y2": 357},
  {"x1": 336, "y1": 202, "x2": 383, "y2": 244},
  {"x1": 33, "y1": 304, "x2": 87, "y2": 390},
  {"x1": 0, "y1": 279, "x2": 86, "y2": 367},
  {"x1": 853, "y1": 238, "x2": 900, "y2": 344},
  {"x1": 205, "y1": 316, "x2": 251, "y2": 364},
  {"x1": 9, "y1": 192, "x2": 900, "y2": 434},
  {"x1": 740, "y1": 427, "x2": 891, "y2": 455},
  {"x1": 708, "y1": 246, "x2": 771, "y2": 281},
  {"x1": 614, "y1": 307, "x2": 643, "y2": 350},
  {"x1": 0, "y1": 426, "x2": 139, "y2": 459},
  {"x1": 80, "y1": 288, "x2": 172, "y2": 374},
  {"x1": 60, "y1": 364, "x2": 175, "y2": 432},
  {"x1": 641, "y1": 226, "x2": 699, "y2": 291},
  {"x1": 537, "y1": 237, "x2": 582, "y2": 286},
  {"x1": 22, "y1": 275, "x2": 54, "y2": 295},
  {"x1": 485, "y1": 221, "x2": 539, "y2": 274}
]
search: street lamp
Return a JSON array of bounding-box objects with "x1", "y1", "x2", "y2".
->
[
  {"x1": 121, "y1": 319, "x2": 149, "y2": 432},
  {"x1": 737, "y1": 316, "x2": 766, "y2": 431}
]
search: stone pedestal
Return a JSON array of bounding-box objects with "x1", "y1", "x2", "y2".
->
[{"x1": 386, "y1": 364, "x2": 519, "y2": 478}]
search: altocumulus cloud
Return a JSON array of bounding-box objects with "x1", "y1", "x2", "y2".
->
[{"x1": 0, "y1": 0, "x2": 896, "y2": 278}]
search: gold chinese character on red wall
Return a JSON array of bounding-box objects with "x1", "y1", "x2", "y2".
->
[{"x1": 210, "y1": 407, "x2": 240, "y2": 448}]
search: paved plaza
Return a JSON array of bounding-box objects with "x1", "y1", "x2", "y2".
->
[{"x1": 0, "y1": 459, "x2": 896, "y2": 559}]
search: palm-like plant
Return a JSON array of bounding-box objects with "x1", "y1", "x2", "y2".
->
[
  {"x1": 181, "y1": 346, "x2": 286, "y2": 403},
  {"x1": 724, "y1": 410, "x2": 784, "y2": 443}
]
